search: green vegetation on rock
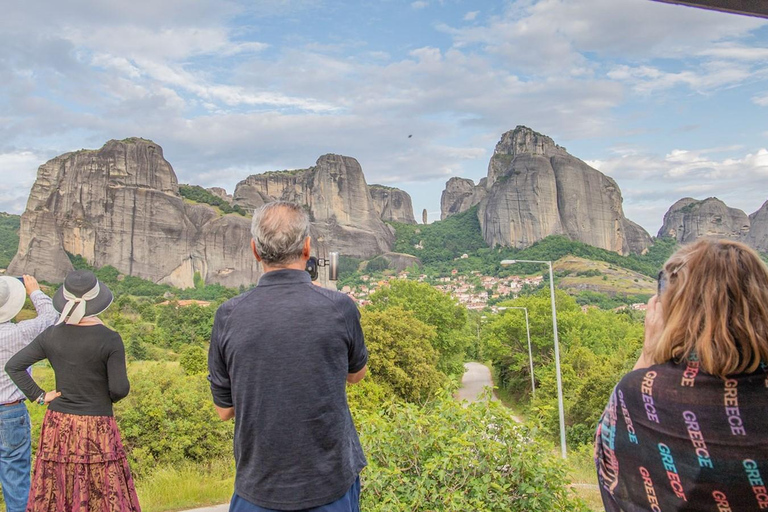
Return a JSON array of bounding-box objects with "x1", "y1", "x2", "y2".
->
[
  {"x1": 0, "y1": 212, "x2": 20, "y2": 268},
  {"x1": 178, "y1": 184, "x2": 248, "y2": 216}
]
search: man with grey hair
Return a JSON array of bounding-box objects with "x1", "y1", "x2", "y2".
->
[{"x1": 208, "y1": 201, "x2": 368, "y2": 512}]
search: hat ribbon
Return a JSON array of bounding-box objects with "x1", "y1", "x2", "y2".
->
[{"x1": 56, "y1": 282, "x2": 101, "y2": 325}]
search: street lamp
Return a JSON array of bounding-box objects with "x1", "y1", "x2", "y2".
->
[
  {"x1": 502, "y1": 307, "x2": 535, "y2": 399},
  {"x1": 500, "y1": 259, "x2": 566, "y2": 459}
]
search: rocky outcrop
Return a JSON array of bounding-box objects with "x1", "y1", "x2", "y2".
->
[
  {"x1": 478, "y1": 126, "x2": 651, "y2": 255},
  {"x1": 9, "y1": 139, "x2": 261, "y2": 288},
  {"x1": 747, "y1": 201, "x2": 768, "y2": 253},
  {"x1": 440, "y1": 177, "x2": 486, "y2": 220},
  {"x1": 369, "y1": 185, "x2": 416, "y2": 224},
  {"x1": 207, "y1": 187, "x2": 233, "y2": 204},
  {"x1": 657, "y1": 197, "x2": 751, "y2": 244},
  {"x1": 376, "y1": 252, "x2": 422, "y2": 273},
  {"x1": 232, "y1": 155, "x2": 394, "y2": 259}
]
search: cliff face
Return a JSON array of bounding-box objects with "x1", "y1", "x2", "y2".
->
[
  {"x1": 440, "y1": 177, "x2": 487, "y2": 220},
  {"x1": 369, "y1": 185, "x2": 416, "y2": 224},
  {"x1": 477, "y1": 126, "x2": 651, "y2": 255},
  {"x1": 232, "y1": 155, "x2": 394, "y2": 259},
  {"x1": 657, "y1": 197, "x2": 768, "y2": 253},
  {"x1": 747, "y1": 201, "x2": 768, "y2": 252},
  {"x1": 8, "y1": 140, "x2": 258, "y2": 287},
  {"x1": 657, "y1": 197, "x2": 751, "y2": 244}
]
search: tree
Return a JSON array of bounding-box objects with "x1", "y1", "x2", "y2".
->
[
  {"x1": 360, "y1": 307, "x2": 445, "y2": 402},
  {"x1": 179, "y1": 345, "x2": 208, "y2": 375},
  {"x1": 367, "y1": 280, "x2": 470, "y2": 375}
]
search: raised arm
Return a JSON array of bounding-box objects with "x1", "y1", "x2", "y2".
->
[{"x1": 16, "y1": 275, "x2": 58, "y2": 340}]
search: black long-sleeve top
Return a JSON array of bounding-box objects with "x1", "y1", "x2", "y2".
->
[{"x1": 5, "y1": 323, "x2": 130, "y2": 416}]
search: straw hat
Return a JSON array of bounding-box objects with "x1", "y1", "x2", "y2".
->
[
  {"x1": 0, "y1": 277, "x2": 26, "y2": 324},
  {"x1": 53, "y1": 270, "x2": 114, "y2": 325}
]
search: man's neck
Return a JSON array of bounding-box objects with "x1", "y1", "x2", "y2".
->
[{"x1": 261, "y1": 260, "x2": 306, "y2": 274}]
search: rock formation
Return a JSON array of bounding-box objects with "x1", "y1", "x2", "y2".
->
[
  {"x1": 422, "y1": 209, "x2": 428, "y2": 225},
  {"x1": 9, "y1": 139, "x2": 260, "y2": 288},
  {"x1": 657, "y1": 197, "x2": 768, "y2": 253},
  {"x1": 207, "y1": 187, "x2": 233, "y2": 204},
  {"x1": 657, "y1": 197, "x2": 751, "y2": 244},
  {"x1": 746, "y1": 200, "x2": 768, "y2": 253},
  {"x1": 375, "y1": 252, "x2": 422, "y2": 273},
  {"x1": 369, "y1": 185, "x2": 416, "y2": 224},
  {"x1": 440, "y1": 177, "x2": 486, "y2": 220},
  {"x1": 9, "y1": 141, "x2": 395, "y2": 288},
  {"x1": 232, "y1": 154, "x2": 394, "y2": 259},
  {"x1": 476, "y1": 126, "x2": 651, "y2": 255}
]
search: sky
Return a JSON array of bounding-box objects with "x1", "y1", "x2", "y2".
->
[{"x1": 1, "y1": 0, "x2": 767, "y2": 236}]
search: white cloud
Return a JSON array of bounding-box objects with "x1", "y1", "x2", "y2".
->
[
  {"x1": 411, "y1": 1, "x2": 428, "y2": 10},
  {"x1": 754, "y1": 93, "x2": 768, "y2": 107},
  {"x1": 463, "y1": 11, "x2": 479, "y2": 21},
  {"x1": 0, "y1": 151, "x2": 47, "y2": 213},
  {"x1": 590, "y1": 146, "x2": 768, "y2": 233}
]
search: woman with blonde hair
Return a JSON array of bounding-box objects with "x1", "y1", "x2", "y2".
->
[
  {"x1": 5, "y1": 270, "x2": 141, "y2": 512},
  {"x1": 596, "y1": 238, "x2": 768, "y2": 511}
]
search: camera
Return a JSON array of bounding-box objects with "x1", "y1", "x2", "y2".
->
[
  {"x1": 657, "y1": 270, "x2": 667, "y2": 296},
  {"x1": 305, "y1": 252, "x2": 339, "y2": 281}
]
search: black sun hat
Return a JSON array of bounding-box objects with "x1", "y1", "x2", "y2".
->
[{"x1": 53, "y1": 270, "x2": 114, "y2": 325}]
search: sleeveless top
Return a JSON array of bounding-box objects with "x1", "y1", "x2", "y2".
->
[{"x1": 596, "y1": 357, "x2": 768, "y2": 511}]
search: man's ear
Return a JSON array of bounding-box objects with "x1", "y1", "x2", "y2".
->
[
  {"x1": 302, "y1": 237, "x2": 311, "y2": 260},
  {"x1": 251, "y1": 239, "x2": 263, "y2": 262}
]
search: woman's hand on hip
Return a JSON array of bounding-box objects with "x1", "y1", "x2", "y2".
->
[{"x1": 44, "y1": 390, "x2": 61, "y2": 404}]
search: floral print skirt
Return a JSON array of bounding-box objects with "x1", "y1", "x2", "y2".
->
[{"x1": 27, "y1": 409, "x2": 141, "y2": 512}]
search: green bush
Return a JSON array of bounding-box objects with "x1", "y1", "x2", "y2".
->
[
  {"x1": 360, "y1": 307, "x2": 445, "y2": 402},
  {"x1": 355, "y1": 394, "x2": 588, "y2": 511},
  {"x1": 179, "y1": 345, "x2": 208, "y2": 375},
  {"x1": 115, "y1": 363, "x2": 234, "y2": 476}
]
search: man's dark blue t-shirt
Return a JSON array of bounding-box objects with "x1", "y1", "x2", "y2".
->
[{"x1": 208, "y1": 269, "x2": 368, "y2": 511}]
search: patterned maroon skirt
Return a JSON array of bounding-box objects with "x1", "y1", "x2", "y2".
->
[{"x1": 27, "y1": 410, "x2": 141, "y2": 512}]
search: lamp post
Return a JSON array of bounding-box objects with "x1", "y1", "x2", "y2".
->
[
  {"x1": 503, "y1": 307, "x2": 535, "y2": 399},
  {"x1": 500, "y1": 259, "x2": 566, "y2": 459}
]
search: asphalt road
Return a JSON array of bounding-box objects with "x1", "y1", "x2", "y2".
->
[
  {"x1": 455, "y1": 361, "x2": 497, "y2": 403},
  {"x1": 181, "y1": 362, "x2": 497, "y2": 512}
]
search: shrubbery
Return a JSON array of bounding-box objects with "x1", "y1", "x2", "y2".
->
[
  {"x1": 354, "y1": 393, "x2": 588, "y2": 511},
  {"x1": 115, "y1": 363, "x2": 234, "y2": 476}
]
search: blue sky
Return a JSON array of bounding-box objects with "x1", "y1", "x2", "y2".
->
[{"x1": 1, "y1": 0, "x2": 767, "y2": 235}]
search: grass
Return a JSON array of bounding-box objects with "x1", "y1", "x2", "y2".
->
[
  {"x1": 565, "y1": 445, "x2": 603, "y2": 511},
  {"x1": 556, "y1": 256, "x2": 656, "y2": 295},
  {"x1": 135, "y1": 459, "x2": 234, "y2": 512}
]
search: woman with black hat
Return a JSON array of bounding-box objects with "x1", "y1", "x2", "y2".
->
[{"x1": 5, "y1": 270, "x2": 141, "y2": 512}]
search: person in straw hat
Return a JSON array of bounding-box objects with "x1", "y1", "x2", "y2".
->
[
  {"x1": 5, "y1": 269, "x2": 141, "y2": 512},
  {"x1": 0, "y1": 274, "x2": 57, "y2": 512}
]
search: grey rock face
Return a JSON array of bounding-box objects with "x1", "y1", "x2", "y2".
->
[
  {"x1": 478, "y1": 126, "x2": 651, "y2": 255},
  {"x1": 9, "y1": 139, "x2": 260, "y2": 288},
  {"x1": 747, "y1": 201, "x2": 768, "y2": 252},
  {"x1": 207, "y1": 187, "x2": 233, "y2": 204},
  {"x1": 233, "y1": 154, "x2": 394, "y2": 259},
  {"x1": 657, "y1": 197, "x2": 751, "y2": 244},
  {"x1": 369, "y1": 185, "x2": 416, "y2": 224},
  {"x1": 377, "y1": 252, "x2": 422, "y2": 273},
  {"x1": 440, "y1": 177, "x2": 487, "y2": 220}
]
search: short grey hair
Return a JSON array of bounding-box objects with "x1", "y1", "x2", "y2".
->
[{"x1": 250, "y1": 201, "x2": 311, "y2": 266}]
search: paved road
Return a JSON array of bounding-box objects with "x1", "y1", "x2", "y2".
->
[
  {"x1": 181, "y1": 362, "x2": 500, "y2": 512},
  {"x1": 455, "y1": 362, "x2": 497, "y2": 403}
]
